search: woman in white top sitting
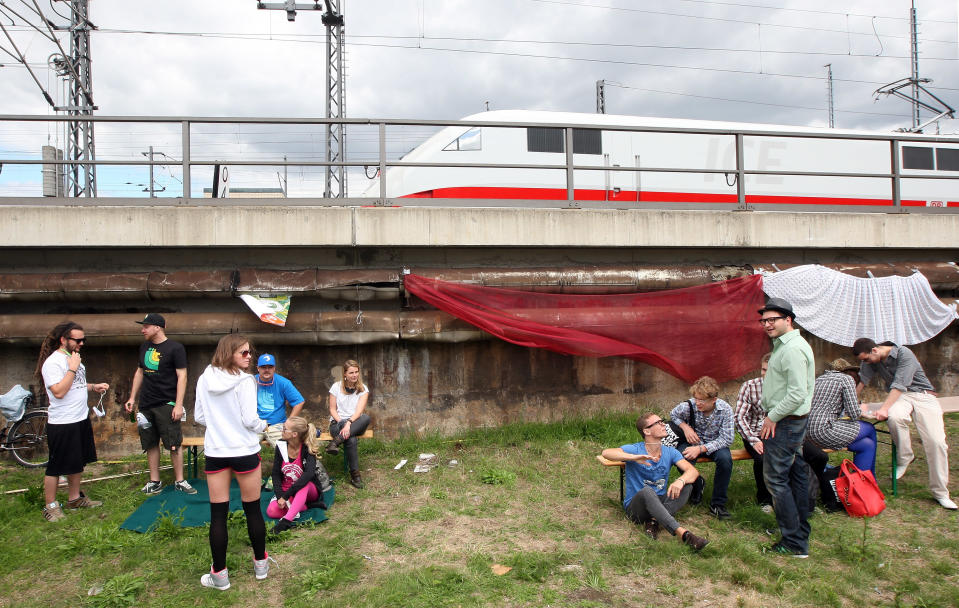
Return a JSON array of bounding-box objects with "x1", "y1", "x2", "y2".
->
[
  {"x1": 194, "y1": 334, "x2": 270, "y2": 591},
  {"x1": 325, "y1": 359, "x2": 371, "y2": 488}
]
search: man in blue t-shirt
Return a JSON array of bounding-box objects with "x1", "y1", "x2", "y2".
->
[
  {"x1": 256, "y1": 353, "x2": 305, "y2": 447},
  {"x1": 601, "y1": 412, "x2": 709, "y2": 550}
]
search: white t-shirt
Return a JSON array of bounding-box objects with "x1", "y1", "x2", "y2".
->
[
  {"x1": 41, "y1": 350, "x2": 89, "y2": 424},
  {"x1": 329, "y1": 381, "x2": 369, "y2": 419}
]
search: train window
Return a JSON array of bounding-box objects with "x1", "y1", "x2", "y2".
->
[
  {"x1": 902, "y1": 146, "x2": 934, "y2": 170},
  {"x1": 527, "y1": 127, "x2": 565, "y2": 153},
  {"x1": 573, "y1": 129, "x2": 602, "y2": 155},
  {"x1": 936, "y1": 148, "x2": 959, "y2": 171},
  {"x1": 527, "y1": 128, "x2": 603, "y2": 154},
  {"x1": 443, "y1": 127, "x2": 482, "y2": 151}
]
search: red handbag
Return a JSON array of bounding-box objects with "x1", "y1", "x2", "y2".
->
[{"x1": 834, "y1": 459, "x2": 886, "y2": 518}]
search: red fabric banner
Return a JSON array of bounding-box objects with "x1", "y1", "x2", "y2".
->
[{"x1": 404, "y1": 273, "x2": 768, "y2": 383}]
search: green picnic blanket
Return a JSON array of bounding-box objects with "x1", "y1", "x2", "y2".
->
[{"x1": 120, "y1": 479, "x2": 334, "y2": 533}]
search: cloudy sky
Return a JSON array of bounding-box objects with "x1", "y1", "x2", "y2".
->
[{"x1": 1, "y1": 0, "x2": 957, "y2": 196}]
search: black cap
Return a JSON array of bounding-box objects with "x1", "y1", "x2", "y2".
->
[
  {"x1": 135, "y1": 313, "x2": 166, "y2": 328},
  {"x1": 757, "y1": 297, "x2": 795, "y2": 319}
]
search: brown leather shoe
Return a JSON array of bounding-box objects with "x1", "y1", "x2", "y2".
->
[
  {"x1": 349, "y1": 470, "x2": 365, "y2": 489},
  {"x1": 65, "y1": 492, "x2": 102, "y2": 509},
  {"x1": 682, "y1": 531, "x2": 709, "y2": 551}
]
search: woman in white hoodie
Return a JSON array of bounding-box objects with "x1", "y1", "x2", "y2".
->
[{"x1": 194, "y1": 334, "x2": 270, "y2": 590}]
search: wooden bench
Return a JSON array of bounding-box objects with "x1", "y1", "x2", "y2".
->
[
  {"x1": 182, "y1": 429, "x2": 374, "y2": 479},
  {"x1": 597, "y1": 446, "x2": 863, "y2": 504},
  {"x1": 597, "y1": 448, "x2": 753, "y2": 503}
]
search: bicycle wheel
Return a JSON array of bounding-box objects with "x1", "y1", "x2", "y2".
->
[{"x1": 8, "y1": 410, "x2": 49, "y2": 468}]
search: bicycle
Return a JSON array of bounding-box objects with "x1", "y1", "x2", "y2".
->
[{"x1": 0, "y1": 385, "x2": 49, "y2": 468}]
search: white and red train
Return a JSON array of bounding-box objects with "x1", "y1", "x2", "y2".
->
[{"x1": 364, "y1": 110, "x2": 959, "y2": 207}]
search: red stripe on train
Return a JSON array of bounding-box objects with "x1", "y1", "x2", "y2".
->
[{"x1": 401, "y1": 186, "x2": 955, "y2": 207}]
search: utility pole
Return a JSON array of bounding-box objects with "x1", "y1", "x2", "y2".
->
[
  {"x1": 257, "y1": 0, "x2": 346, "y2": 198},
  {"x1": 824, "y1": 64, "x2": 835, "y2": 128},
  {"x1": 0, "y1": 0, "x2": 98, "y2": 196},
  {"x1": 909, "y1": 0, "x2": 920, "y2": 129},
  {"x1": 60, "y1": 0, "x2": 97, "y2": 197},
  {"x1": 596, "y1": 80, "x2": 606, "y2": 114},
  {"x1": 141, "y1": 146, "x2": 156, "y2": 197}
]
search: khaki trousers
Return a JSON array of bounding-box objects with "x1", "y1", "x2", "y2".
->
[
  {"x1": 260, "y1": 422, "x2": 285, "y2": 448},
  {"x1": 887, "y1": 392, "x2": 950, "y2": 501}
]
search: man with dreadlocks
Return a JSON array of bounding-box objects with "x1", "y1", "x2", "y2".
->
[{"x1": 35, "y1": 321, "x2": 110, "y2": 522}]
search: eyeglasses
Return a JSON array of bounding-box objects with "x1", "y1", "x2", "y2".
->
[
  {"x1": 644, "y1": 419, "x2": 667, "y2": 429},
  {"x1": 239, "y1": 350, "x2": 252, "y2": 357},
  {"x1": 758, "y1": 316, "x2": 786, "y2": 326},
  {"x1": 69, "y1": 337, "x2": 86, "y2": 344}
]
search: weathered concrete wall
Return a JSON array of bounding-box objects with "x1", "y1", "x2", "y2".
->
[
  {"x1": 3, "y1": 322, "x2": 956, "y2": 458},
  {"x1": 4, "y1": 205, "x2": 959, "y2": 249}
]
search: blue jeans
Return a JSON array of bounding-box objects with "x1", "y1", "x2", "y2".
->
[{"x1": 762, "y1": 417, "x2": 810, "y2": 554}]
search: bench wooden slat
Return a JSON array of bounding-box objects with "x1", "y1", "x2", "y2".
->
[{"x1": 181, "y1": 429, "x2": 374, "y2": 447}]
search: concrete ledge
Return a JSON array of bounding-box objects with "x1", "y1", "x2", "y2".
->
[{"x1": 2, "y1": 205, "x2": 958, "y2": 249}]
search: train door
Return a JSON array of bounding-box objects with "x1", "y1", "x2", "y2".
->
[{"x1": 602, "y1": 131, "x2": 638, "y2": 204}]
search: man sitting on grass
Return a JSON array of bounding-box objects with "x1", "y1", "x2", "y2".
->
[{"x1": 602, "y1": 412, "x2": 709, "y2": 551}]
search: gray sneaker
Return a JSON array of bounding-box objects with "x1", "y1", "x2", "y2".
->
[
  {"x1": 141, "y1": 480, "x2": 163, "y2": 495},
  {"x1": 174, "y1": 479, "x2": 197, "y2": 494},
  {"x1": 254, "y1": 554, "x2": 277, "y2": 580},
  {"x1": 200, "y1": 567, "x2": 230, "y2": 591}
]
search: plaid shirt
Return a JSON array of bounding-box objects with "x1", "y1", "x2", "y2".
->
[
  {"x1": 735, "y1": 377, "x2": 765, "y2": 445},
  {"x1": 669, "y1": 398, "x2": 735, "y2": 455},
  {"x1": 807, "y1": 370, "x2": 861, "y2": 449}
]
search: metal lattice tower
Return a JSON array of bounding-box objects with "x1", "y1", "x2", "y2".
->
[
  {"x1": 323, "y1": 0, "x2": 346, "y2": 198},
  {"x1": 909, "y1": 0, "x2": 920, "y2": 129},
  {"x1": 257, "y1": 0, "x2": 346, "y2": 198},
  {"x1": 62, "y1": 0, "x2": 97, "y2": 197}
]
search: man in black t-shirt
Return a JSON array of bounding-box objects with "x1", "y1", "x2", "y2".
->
[{"x1": 124, "y1": 314, "x2": 194, "y2": 494}]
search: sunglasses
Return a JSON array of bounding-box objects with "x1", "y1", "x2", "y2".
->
[
  {"x1": 69, "y1": 337, "x2": 86, "y2": 344},
  {"x1": 239, "y1": 350, "x2": 252, "y2": 357}
]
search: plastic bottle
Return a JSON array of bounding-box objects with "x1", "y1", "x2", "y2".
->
[{"x1": 136, "y1": 412, "x2": 151, "y2": 429}]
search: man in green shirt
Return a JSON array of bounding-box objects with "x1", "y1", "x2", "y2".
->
[{"x1": 758, "y1": 297, "x2": 815, "y2": 558}]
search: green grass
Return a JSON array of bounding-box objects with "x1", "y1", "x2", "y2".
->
[{"x1": 1, "y1": 411, "x2": 957, "y2": 607}]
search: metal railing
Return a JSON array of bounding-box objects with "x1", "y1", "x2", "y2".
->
[{"x1": 1, "y1": 114, "x2": 958, "y2": 212}]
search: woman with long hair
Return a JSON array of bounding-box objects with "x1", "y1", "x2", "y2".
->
[
  {"x1": 194, "y1": 335, "x2": 270, "y2": 590},
  {"x1": 267, "y1": 415, "x2": 332, "y2": 534},
  {"x1": 326, "y1": 359, "x2": 371, "y2": 488}
]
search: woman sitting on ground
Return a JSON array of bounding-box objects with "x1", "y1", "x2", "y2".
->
[
  {"x1": 807, "y1": 358, "x2": 877, "y2": 477},
  {"x1": 325, "y1": 359, "x2": 371, "y2": 489},
  {"x1": 601, "y1": 412, "x2": 709, "y2": 551},
  {"x1": 267, "y1": 415, "x2": 332, "y2": 534}
]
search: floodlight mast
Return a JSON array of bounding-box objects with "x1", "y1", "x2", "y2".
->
[{"x1": 257, "y1": 0, "x2": 346, "y2": 198}]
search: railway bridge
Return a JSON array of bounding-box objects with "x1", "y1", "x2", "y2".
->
[{"x1": 1, "y1": 114, "x2": 957, "y2": 456}]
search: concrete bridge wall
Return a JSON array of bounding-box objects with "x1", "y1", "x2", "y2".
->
[{"x1": 0, "y1": 204, "x2": 956, "y2": 458}]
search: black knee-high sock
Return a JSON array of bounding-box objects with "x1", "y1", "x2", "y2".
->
[
  {"x1": 209, "y1": 501, "x2": 230, "y2": 572},
  {"x1": 242, "y1": 499, "x2": 267, "y2": 561}
]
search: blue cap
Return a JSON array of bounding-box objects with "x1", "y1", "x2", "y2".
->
[{"x1": 257, "y1": 354, "x2": 276, "y2": 367}]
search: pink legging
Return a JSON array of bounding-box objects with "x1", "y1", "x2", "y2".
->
[{"x1": 266, "y1": 483, "x2": 319, "y2": 522}]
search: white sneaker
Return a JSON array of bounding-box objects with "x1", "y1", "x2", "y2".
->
[
  {"x1": 895, "y1": 457, "x2": 915, "y2": 481},
  {"x1": 937, "y1": 497, "x2": 958, "y2": 510},
  {"x1": 760, "y1": 504, "x2": 774, "y2": 514}
]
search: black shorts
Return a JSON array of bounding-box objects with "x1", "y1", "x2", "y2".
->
[
  {"x1": 204, "y1": 453, "x2": 261, "y2": 475},
  {"x1": 46, "y1": 418, "x2": 97, "y2": 477},
  {"x1": 138, "y1": 403, "x2": 183, "y2": 451}
]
